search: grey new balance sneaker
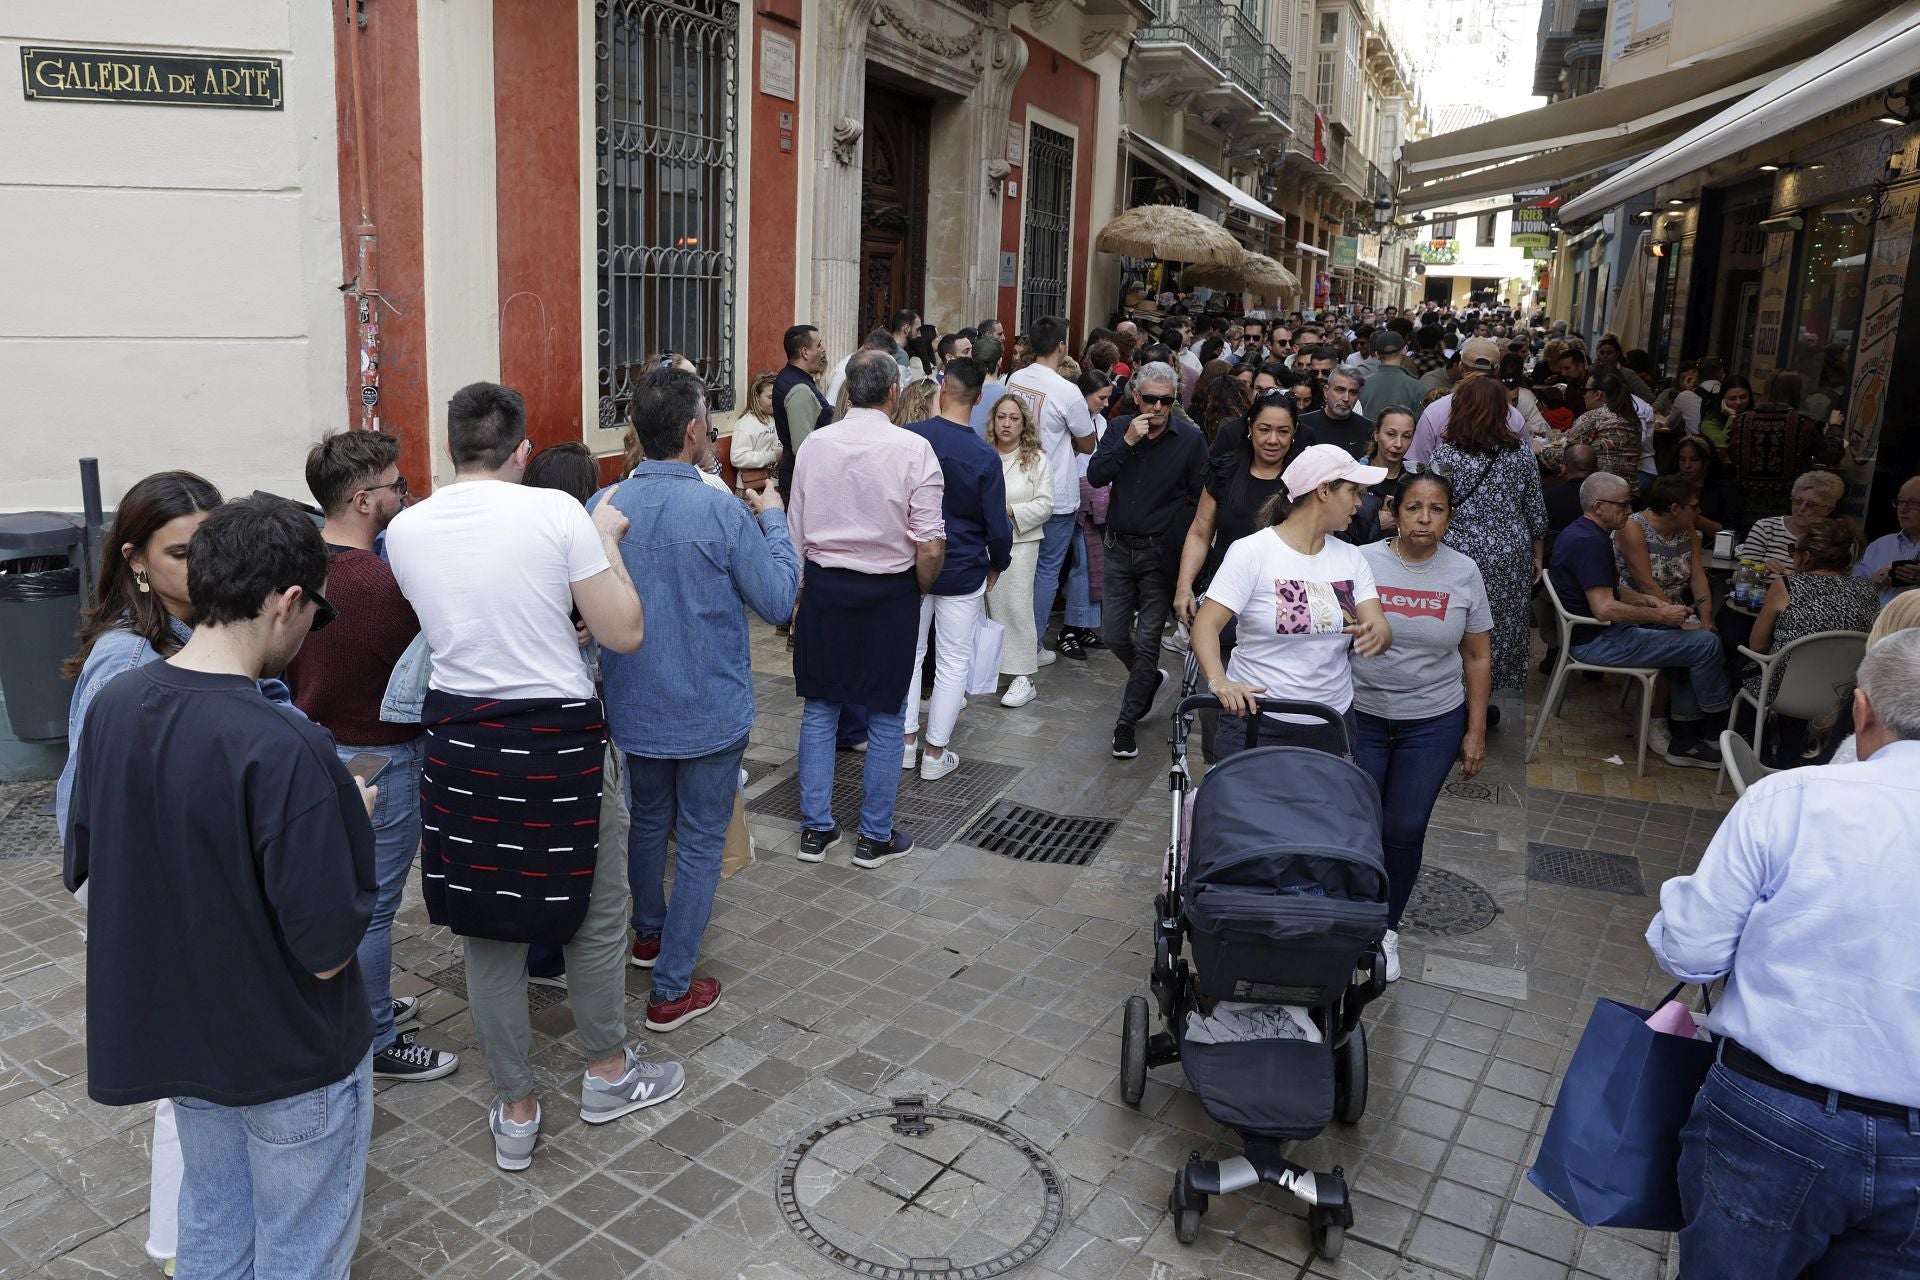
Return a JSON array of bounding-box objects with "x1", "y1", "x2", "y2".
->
[
  {"x1": 488, "y1": 1099, "x2": 540, "y2": 1172},
  {"x1": 580, "y1": 1047, "x2": 685, "y2": 1125}
]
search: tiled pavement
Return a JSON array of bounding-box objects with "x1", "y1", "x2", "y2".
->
[{"x1": 0, "y1": 623, "x2": 1733, "y2": 1279}]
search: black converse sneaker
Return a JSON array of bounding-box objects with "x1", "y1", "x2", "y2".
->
[
  {"x1": 373, "y1": 1031, "x2": 460, "y2": 1082},
  {"x1": 392, "y1": 996, "x2": 422, "y2": 1034}
]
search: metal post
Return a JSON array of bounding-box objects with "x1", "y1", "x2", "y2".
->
[{"x1": 78, "y1": 457, "x2": 103, "y2": 606}]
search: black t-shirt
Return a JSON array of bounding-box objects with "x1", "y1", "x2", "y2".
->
[
  {"x1": 1200, "y1": 456, "x2": 1287, "y2": 588},
  {"x1": 67, "y1": 663, "x2": 376, "y2": 1106},
  {"x1": 1298, "y1": 409, "x2": 1375, "y2": 459}
]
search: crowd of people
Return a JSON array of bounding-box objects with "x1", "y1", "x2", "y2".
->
[{"x1": 46, "y1": 291, "x2": 1920, "y2": 1274}]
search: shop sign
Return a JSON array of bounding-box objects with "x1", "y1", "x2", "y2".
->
[
  {"x1": 1419, "y1": 240, "x2": 1457, "y2": 265},
  {"x1": 1524, "y1": 245, "x2": 1552, "y2": 260},
  {"x1": 21, "y1": 46, "x2": 282, "y2": 109},
  {"x1": 1330, "y1": 235, "x2": 1358, "y2": 271},
  {"x1": 1842, "y1": 183, "x2": 1920, "y2": 477},
  {"x1": 1749, "y1": 229, "x2": 1796, "y2": 382},
  {"x1": 1511, "y1": 205, "x2": 1552, "y2": 249}
]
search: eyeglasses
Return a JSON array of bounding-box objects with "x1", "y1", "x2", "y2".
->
[
  {"x1": 1594, "y1": 498, "x2": 1632, "y2": 509},
  {"x1": 308, "y1": 589, "x2": 337, "y2": 632},
  {"x1": 705, "y1": 422, "x2": 720, "y2": 442},
  {"x1": 360, "y1": 476, "x2": 408, "y2": 497},
  {"x1": 1894, "y1": 499, "x2": 1920, "y2": 511},
  {"x1": 1137, "y1": 394, "x2": 1176, "y2": 406}
]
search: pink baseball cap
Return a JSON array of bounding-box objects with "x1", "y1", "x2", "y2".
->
[{"x1": 1283, "y1": 443, "x2": 1389, "y2": 499}]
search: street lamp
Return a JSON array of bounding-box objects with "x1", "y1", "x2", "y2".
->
[{"x1": 1372, "y1": 195, "x2": 1394, "y2": 228}]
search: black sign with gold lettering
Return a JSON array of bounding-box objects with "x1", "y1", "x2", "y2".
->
[{"x1": 21, "y1": 47, "x2": 283, "y2": 110}]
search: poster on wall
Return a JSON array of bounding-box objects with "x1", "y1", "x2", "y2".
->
[
  {"x1": 1749, "y1": 229, "x2": 1796, "y2": 384},
  {"x1": 1838, "y1": 184, "x2": 1919, "y2": 514}
]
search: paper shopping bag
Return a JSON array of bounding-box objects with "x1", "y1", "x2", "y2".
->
[
  {"x1": 967, "y1": 616, "x2": 1006, "y2": 696},
  {"x1": 1526, "y1": 985, "x2": 1715, "y2": 1230},
  {"x1": 720, "y1": 790, "x2": 754, "y2": 879}
]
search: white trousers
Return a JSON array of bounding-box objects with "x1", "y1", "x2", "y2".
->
[
  {"x1": 148, "y1": 1097, "x2": 182, "y2": 1260},
  {"x1": 905, "y1": 586, "x2": 985, "y2": 748}
]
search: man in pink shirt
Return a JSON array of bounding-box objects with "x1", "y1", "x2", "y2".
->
[{"x1": 788, "y1": 349, "x2": 946, "y2": 870}]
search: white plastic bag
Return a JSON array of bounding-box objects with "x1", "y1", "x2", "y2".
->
[{"x1": 967, "y1": 615, "x2": 1006, "y2": 696}]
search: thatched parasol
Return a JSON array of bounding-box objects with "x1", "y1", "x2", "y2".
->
[
  {"x1": 1094, "y1": 204, "x2": 1245, "y2": 266},
  {"x1": 1177, "y1": 252, "x2": 1300, "y2": 299}
]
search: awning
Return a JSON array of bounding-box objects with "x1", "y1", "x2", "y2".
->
[
  {"x1": 1562, "y1": 0, "x2": 1920, "y2": 221},
  {"x1": 1126, "y1": 133, "x2": 1284, "y2": 225},
  {"x1": 1400, "y1": 117, "x2": 1707, "y2": 211},
  {"x1": 1295, "y1": 240, "x2": 1329, "y2": 258}
]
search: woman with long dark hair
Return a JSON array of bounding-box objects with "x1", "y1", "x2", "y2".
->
[
  {"x1": 1430, "y1": 375, "x2": 1547, "y2": 690},
  {"x1": 1671, "y1": 435, "x2": 1735, "y2": 536}
]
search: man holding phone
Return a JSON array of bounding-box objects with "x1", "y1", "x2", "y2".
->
[
  {"x1": 289, "y1": 431, "x2": 460, "y2": 1083},
  {"x1": 1855, "y1": 474, "x2": 1920, "y2": 606}
]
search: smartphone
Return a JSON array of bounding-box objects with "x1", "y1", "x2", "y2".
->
[{"x1": 345, "y1": 753, "x2": 390, "y2": 786}]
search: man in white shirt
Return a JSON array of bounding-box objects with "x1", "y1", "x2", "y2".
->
[
  {"x1": 386, "y1": 382, "x2": 681, "y2": 1174},
  {"x1": 823, "y1": 329, "x2": 899, "y2": 408},
  {"x1": 1854, "y1": 474, "x2": 1920, "y2": 606},
  {"x1": 1004, "y1": 315, "x2": 1091, "y2": 659}
]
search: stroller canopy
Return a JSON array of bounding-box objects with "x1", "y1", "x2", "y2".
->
[{"x1": 1188, "y1": 746, "x2": 1387, "y2": 903}]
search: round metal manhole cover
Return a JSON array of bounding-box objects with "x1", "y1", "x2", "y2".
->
[
  {"x1": 1402, "y1": 867, "x2": 1501, "y2": 937},
  {"x1": 776, "y1": 1096, "x2": 1065, "y2": 1279},
  {"x1": 1443, "y1": 780, "x2": 1499, "y2": 804}
]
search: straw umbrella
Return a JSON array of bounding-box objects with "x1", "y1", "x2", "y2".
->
[
  {"x1": 1178, "y1": 252, "x2": 1299, "y2": 299},
  {"x1": 1094, "y1": 205, "x2": 1246, "y2": 266}
]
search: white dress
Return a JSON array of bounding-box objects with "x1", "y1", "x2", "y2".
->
[{"x1": 986, "y1": 448, "x2": 1055, "y2": 675}]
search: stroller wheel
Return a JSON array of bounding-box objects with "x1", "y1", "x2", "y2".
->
[
  {"x1": 1309, "y1": 1207, "x2": 1345, "y2": 1260},
  {"x1": 1168, "y1": 1186, "x2": 1204, "y2": 1245},
  {"x1": 1121, "y1": 996, "x2": 1149, "y2": 1106},
  {"x1": 1334, "y1": 1021, "x2": 1369, "y2": 1124}
]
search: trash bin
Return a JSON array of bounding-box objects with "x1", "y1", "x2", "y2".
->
[{"x1": 0, "y1": 513, "x2": 86, "y2": 743}]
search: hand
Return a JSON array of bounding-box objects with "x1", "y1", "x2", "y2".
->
[
  {"x1": 1377, "y1": 504, "x2": 1397, "y2": 532},
  {"x1": 1763, "y1": 559, "x2": 1791, "y2": 577},
  {"x1": 1894, "y1": 562, "x2": 1920, "y2": 587},
  {"x1": 354, "y1": 777, "x2": 378, "y2": 818},
  {"x1": 1344, "y1": 618, "x2": 1391, "y2": 657},
  {"x1": 1125, "y1": 415, "x2": 1150, "y2": 445},
  {"x1": 1458, "y1": 729, "x2": 1487, "y2": 780},
  {"x1": 1209, "y1": 676, "x2": 1266, "y2": 718},
  {"x1": 746, "y1": 484, "x2": 784, "y2": 515},
  {"x1": 1656, "y1": 602, "x2": 1691, "y2": 625},
  {"x1": 1174, "y1": 586, "x2": 1198, "y2": 625},
  {"x1": 985, "y1": 570, "x2": 1000, "y2": 593},
  {"x1": 591, "y1": 484, "x2": 628, "y2": 540},
  {"x1": 574, "y1": 618, "x2": 591, "y2": 647}
]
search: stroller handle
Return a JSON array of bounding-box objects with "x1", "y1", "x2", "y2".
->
[{"x1": 1170, "y1": 695, "x2": 1352, "y2": 755}]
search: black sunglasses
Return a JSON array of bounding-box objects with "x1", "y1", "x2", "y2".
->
[
  {"x1": 1137, "y1": 393, "x2": 1176, "y2": 406},
  {"x1": 360, "y1": 476, "x2": 408, "y2": 497},
  {"x1": 308, "y1": 589, "x2": 337, "y2": 632}
]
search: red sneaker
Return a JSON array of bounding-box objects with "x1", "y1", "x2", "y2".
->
[
  {"x1": 629, "y1": 936, "x2": 661, "y2": 969},
  {"x1": 645, "y1": 977, "x2": 722, "y2": 1032}
]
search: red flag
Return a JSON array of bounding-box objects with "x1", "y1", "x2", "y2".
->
[{"x1": 1313, "y1": 111, "x2": 1326, "y2": 166}]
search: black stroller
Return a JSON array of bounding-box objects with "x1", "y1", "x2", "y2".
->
[{"x1": 1119, "y1": 695, "x2": 1389, "y2": 1259}]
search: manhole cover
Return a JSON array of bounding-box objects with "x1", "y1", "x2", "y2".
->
[
  {"x1": 750, "y1": 758, "x2": 1022, "y2": 851},
  {"x1": 777, "y1": 1095, "x2": 1065, "y2": 1279},
  {"x1": 1443, "y1": 780, "x2": 1500, "y2": 804},
  {"x1": 426, "y1": 961, "x2": 568, "y2": 1012},
  {"x1": 961, "y1": 803, "x2": 1116, "y2": 867},
  {"x1": 0, "y1": 783, "x2": 59, "y2": 860},
  {"x1": 1401, "y1": 867, "x2": 1501, "y2": 936},
  {"x1": 1526, "y1": 843, "x2": 1645, "y2": 896}
]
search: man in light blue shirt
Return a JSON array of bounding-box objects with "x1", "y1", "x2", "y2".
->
[
  {"x1": 1647, "y1": 628, "x2": 1920, "y2": 1275},
  {"x1": 1852, "y1": 474, "x2": 1920, "y2": 606},
  {"x1": 594, "y1": 369, "x2": 799, "y2": 1034}
]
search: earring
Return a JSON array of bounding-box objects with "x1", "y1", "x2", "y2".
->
[{"x1": 134, "y1": 567, "x2": 151, "y2": 594}]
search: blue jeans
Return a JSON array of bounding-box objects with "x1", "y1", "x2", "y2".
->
[
  {"x1": 626, "y1": 736, "x2": 748, "y2": 1002},
  {"x1": 172, "y1": 1049, "x2": 374, "y2": 1279},
  {"x1": 1678, "y1": 1063, "x2": 1920, "y2": 1279},
  {"x1": 1065, "y1": 524, "x2": 1101, "y2": 630},
  {"x1": 1572, "y1": 624, "x2": 1731, "y2": 719},
  {"x1": 1032, "y1": 512, "x2": 1077, "y2": 646},
  {"x1": 337, "y1": 738, "x2": 424, "y2": 1052},
  {"x1": 1354, "y1": 705, "x2": 1467, "y2": 929},
  {"x1": 800, "y1": 698, "x2": 906, "y2": 841},
  {"x1": 837, "y1": 703, "x2": 869, "y2": 749}
]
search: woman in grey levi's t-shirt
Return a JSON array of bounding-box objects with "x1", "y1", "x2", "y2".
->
[{"x1": 1350, "y1": 473, "x2": 1493, "y2": 974}]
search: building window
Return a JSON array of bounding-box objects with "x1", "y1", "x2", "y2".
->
[
  {"x1": 596, "y1": 0, "x2": 740, "y2": 426},
  {"x1": 1020, "y1": 123, "x2": 1074, "y2": 334},
  {"x1": 1319, "y1": 11, "x2": 1338, "y2": 43},
  {"x1": 1314, "y1": 50, "x2": 1335, "y2": 114},
  {"x1": 1477, "y1": 212, "x2": 1496, "y2": 247},
  {"x1": 1432, "y1": 211, "x2": 1457, "y2": 240},
  {"x1": 1787, "y1": 201, "x2": 1871, "y2": 419}
]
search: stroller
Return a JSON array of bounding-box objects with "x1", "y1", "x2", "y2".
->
[{"x1": 1120, "y1": 695, "x2": 1389, "y2": 1259}]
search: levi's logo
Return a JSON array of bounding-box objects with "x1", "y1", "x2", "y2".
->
[{"x1": 1378, "y1": 586, "x2": 1449, "y2": 619}]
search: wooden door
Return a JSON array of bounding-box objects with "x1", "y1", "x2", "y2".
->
[{"x1": 859, "y1": 83, "x2": 930, "y2": 339}]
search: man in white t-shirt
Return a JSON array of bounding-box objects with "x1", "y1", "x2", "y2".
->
[
  {"x1": 1004, "y1": 315, "x2": 1092, "y2": 659},
  {"x1": 386, "y1": 382, "x2": 683, "y2": 1175}
]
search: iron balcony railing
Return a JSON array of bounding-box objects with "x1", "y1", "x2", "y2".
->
[
  {"x1": 1261, "y1": 44, "x2": 1292, "y2": 117},
  {"x1": 1137, "y1": 0, "x2": 1225, "y2": 69},
  {"x1": 1367, "y1": 161, "x2": 1390, "y2": 200},
  {"x1": 1221, "y1": 6, "x2": 1263, "y2": 100},
  {"x1": 1288, "y1": 92, "x2": 1317, "y2": 156}
]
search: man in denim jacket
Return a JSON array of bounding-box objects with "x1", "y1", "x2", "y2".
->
[{"x1": 594, "y1": 369, "x2": 800, "y2": 1032}]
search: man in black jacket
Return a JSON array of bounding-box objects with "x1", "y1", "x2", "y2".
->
[
  {"x1": 773, "y1": 323, "x2": 831, "y2": 496},
  {"x1": 1087, "y1": 360, "x2": 1208, "y2": 759}
]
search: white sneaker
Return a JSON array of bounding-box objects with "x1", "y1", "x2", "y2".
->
[
  {"x1": 1000, "y1": 676, "x2": 1036, "y2": 708},
  {"x1": 1648, "y1": 718, "x2": 1671, "y2": 757},
  {"x1": 902, "y1": 740, "x2": 918, "y2": 771},
  {"x1": 919, "y1": 748, "x2": 960, "y2": 782},
  {"x1": 1381, "y1": 929, "x2": 1402, "y2": 983},
  {"x1": 1037, "y1": 648, "x2": 1057, "y2": 666}
]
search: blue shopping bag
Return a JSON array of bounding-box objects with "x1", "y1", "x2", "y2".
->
[{"x1": 1526, "y1": 984, "x2": 1715, "y2": 1231}]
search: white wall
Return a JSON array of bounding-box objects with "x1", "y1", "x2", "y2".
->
[{"x1": 0, "y1": 2, "x2": 345, "y2": 511}]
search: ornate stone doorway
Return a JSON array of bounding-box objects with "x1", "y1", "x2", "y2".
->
[{"x1": 859, "y1": 81, "x2": 931, "y2": 339}]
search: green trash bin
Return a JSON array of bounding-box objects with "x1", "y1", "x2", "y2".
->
[{"x1": 0, "y1": 513, "x2": 85, "y2": 744}]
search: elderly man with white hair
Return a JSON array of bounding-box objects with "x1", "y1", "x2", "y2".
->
[
  {"x1": 1649, "y1": 626, "x2": 1920, "y2": 1276},
  {"x1": 1546, "y1": 471, "x2": 1731, "y2": 769}
]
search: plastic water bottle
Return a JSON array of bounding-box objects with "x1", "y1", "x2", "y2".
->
[{"x1": 1732, "y1": 560, "x2": 1761, "y2": 610}]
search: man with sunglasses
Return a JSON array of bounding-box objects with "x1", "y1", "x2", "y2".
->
[
  {"x1": 67, "y1": 495, "x2": 382, "y2": 1275},
  {"x1": 288, "y1": 432, "x2": 459, "y2": 1084}
]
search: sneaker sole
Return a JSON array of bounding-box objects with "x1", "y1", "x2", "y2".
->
[
  {"x1": 919, "y1": 761, "x2": 960, "y2": 782},
  {"x1": 580, "y1": 1072, "x2": 685, "y2": 1123},
  {"x1": 627, "y1": 954, "x2": 657, "y2": 970},
  {"x1": 851, "y1": 847, "x2": 913, "y2": 870},
  {"x1": 1111, "y1": 745, "x2": 1139, "y2": 759},
  {"x1": 1662, "y1": 751, "x2": 1721, "y2": 771},
  {"x1": 1000, "y1": 691, "x2": 1036, "y2": 708},
  {"x1": 494, "y1": 1144, "x2": 535, "y2": 1172},
  {"x1": 796, "y1": 832, "x2": 842, "y2": 863},
  {"x1": 644, "y1": 999, "x2": 718, "y2": 1032},
  {"x1": 374, "y1": 1056, "x2": 460, "y2": 1083}
]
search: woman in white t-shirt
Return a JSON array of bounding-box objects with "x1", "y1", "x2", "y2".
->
[{"x1": 1192, "y1": 444, "x2": 1394, "y2": 759}]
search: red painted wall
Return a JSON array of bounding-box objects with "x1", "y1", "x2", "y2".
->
[
  {"x1": 749, "y1": 12, "x2": 802, "y2": 376},
  {"x1": 493, "y1": 1, "x2": 584, "y2": 448},
  {"x1": 1000, "y1": 30, "x2": 1098, "y2": 349},
  {"x1": 333, "y1": 0, "x2": 429, "y2": 485}
]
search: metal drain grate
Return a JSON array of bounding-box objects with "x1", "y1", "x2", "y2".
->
[
  {"x1": 1401, "y1": 867, "x2": 1501, "y2": 936},
  {"x1": 1442, "y1": 780, "x2": 1500, "y2": 805},
  {"x1": 961, "y1": 803, "x2": 1116, "y2": 867},
  {"x1": 749, "y1": 758, "x2": 1023, "y2": 851},
  {"x1": 0, "y1": 783, "x2": 58, "y2": 860},
  {"x1": 1526, "y1": 843, "x2": 1646, "y2": 896},
  {"x1": 426, "y1": 961, "x2": 569, "y2": 1012}
]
